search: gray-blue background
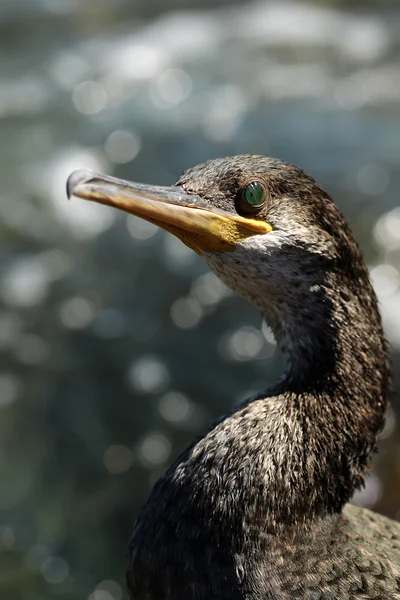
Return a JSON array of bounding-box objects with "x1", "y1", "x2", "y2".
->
[{"x1": 0, "y1": 1, "x2": 399, "y2": 598}]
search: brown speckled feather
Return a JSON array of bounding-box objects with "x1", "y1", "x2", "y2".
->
[
  {"x1": 126, "y1": 156, "x2": 396, "y2": 599},
  {"x1": 263, "y1": 506, "x2": 400, "y2": 599}
]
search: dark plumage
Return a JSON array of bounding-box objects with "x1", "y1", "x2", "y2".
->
[{"x1": 67, "y1": 156, "x2": 399, "y2": 599}]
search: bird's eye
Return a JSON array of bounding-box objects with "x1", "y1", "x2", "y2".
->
[{"x1": 237, "y1": 181, "x2": 267, "y2": 215}]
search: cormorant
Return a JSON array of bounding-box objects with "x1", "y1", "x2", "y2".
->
[{"x1": 67, "y1": 156, "x2": 400, "y2": 599}]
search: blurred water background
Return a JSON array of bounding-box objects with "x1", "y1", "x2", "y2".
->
[{"x1": 0, "y1": 0, "x2": 400, "y2": 598}]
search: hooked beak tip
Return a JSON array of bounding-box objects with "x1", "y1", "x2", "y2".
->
[{"x1": 66, "y1": 169, "x2": 98, "y2": 199}]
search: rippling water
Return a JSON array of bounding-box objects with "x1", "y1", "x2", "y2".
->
[{"x1": 0, "y1": 1, "x2": 400, "y2": 599}]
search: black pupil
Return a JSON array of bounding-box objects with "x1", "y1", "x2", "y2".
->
[{"x1": 244, "y1": 182, "x2": 265, "y2": 207}]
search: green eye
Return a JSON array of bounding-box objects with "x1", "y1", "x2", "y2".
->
[
  {"x1": 238, "y1": 181, "x2": 266, "y2": 214},
  {"x1": 244, "y1": 182, "x2": 266, "y2": 207}
]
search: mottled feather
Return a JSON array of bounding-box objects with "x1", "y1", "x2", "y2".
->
[{"x1": 126, "y1": 156, "x2": 396, "y2": 599}]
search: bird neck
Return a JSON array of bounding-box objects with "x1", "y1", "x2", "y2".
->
[
  {"x1": 202, "y1": 256, "x2": 389, "y2": 526},
  {"x1": 265, "y1": 271, "x2": 387, "y2": 397},
  {"x1": 260, "y1": 276, "x2": 387, "y2": 518}
]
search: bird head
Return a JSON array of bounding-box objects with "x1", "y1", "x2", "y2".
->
[
  {"x1": 67, "y1": 156, "x2": 361, "y2": 292},
  {"x1": 67, "y1": 155, "x2": 374, "y2": 368}
]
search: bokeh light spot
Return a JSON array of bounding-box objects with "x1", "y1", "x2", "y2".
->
[
  {"x1": 380, "y1": 406, "x2": 396, "y2": 440},
  {"x1": 88, "y1": 591, "x2": 114, "y2": 600},
  {"x1": 159, "y1": 391, "x2": 192, "y2": 423},
  {"x1": 105, "y1": 130, "x2": 141, "y2": 164},
  {"x1": 351, "y1": 475, "x2": 382, "y2": 508},
  {"x1": 150, "y1": 68, "x2": 192, "y2": 108},
  {"x1": 370, "y1": 264, "x2": 400, "y2": 298},
  {"x1": 41, "y1": 556, "x2": 70, "y2": 584},
  {"x1": 73, "y1": 81, "x2": 107, "y2": 115},
  {"x1": 170, "y1": 297, "x2": 202, "y2": 329},
  {"x1": 138, "y1": 433, "x2": 171, "y2": 467},
  {"x1": 2, "y1": 257, "x2": 50, "y2": 307},
  {"x1": 191, "y1": 272, "x2": 232, "y2": 306},
  {"x1": 221, "y1": 326, "x2": 266, "y2": 362},
  {"x1": 103, "y1": 445, "x2": 133, "y2": 474},
  {"x1": 203, "y1": 85, "x2": 247, "y2": 142},
  {"x1": 49, "y1": 51, "x2": 90, "y2": 90},
  {"x1": 127, "y1": 215, "x2": 158, "y2": 241},
  {"x1": 162, "y1": 235, "x2": 196, "y2": 272},
  {"x1": 128, "y1": 356, "x2": 170, "y2": 393},
  {"x1": 95, "y1": 580, "x2": 122, "y2": 600},
  {"x1": 373, "y1": 208, "x2": 400, "y2": 251},
  {"x1": 0, "y1": 526, "x2": 15, "y2": 550},
  {"x1": 59, "y1": 297, "x2": 96, "y2": 329},
  {"x1": 357, "y1": 163, "x2": 390, "y2": 196},
  {"x1": 0, "y1": 373, "x2": 22, "y2": 408}
]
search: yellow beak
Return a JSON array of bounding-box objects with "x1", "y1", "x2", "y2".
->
[{"x1": 66, "y1": 170, "x2": 272, "y2": 254}]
